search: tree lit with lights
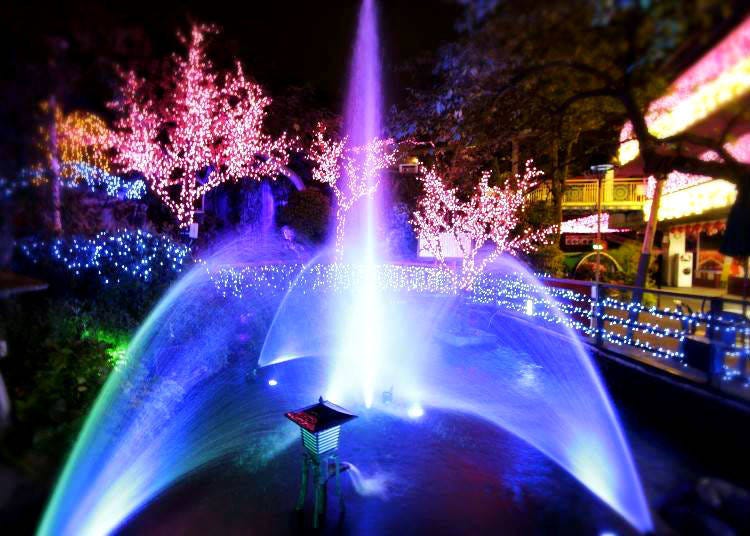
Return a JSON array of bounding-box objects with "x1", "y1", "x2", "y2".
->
[
  {"x1": 112, "y1": 24, "x2": 293, "y2": 227},
  {"x1": 309, "y1": 124, "x2": 395, "y2": 259},
  {"x1": 413, "y1": 160, "x2": 557, "y2": 288}
]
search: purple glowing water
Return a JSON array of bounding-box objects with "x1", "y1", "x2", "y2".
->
[
  {"x1": 344, "y1": 0, "x2": 382, "y2": 147},
  {"x1": 333, "y1": 0, "x2": 385, "y2": 408},
  {"x1": 342, "y1": 0, "x2": 382, "y2": 259}
]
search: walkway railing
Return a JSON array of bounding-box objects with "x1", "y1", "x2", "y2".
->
[{"x1": 539, "y1": 277, "x2": 750, "y2": 400}]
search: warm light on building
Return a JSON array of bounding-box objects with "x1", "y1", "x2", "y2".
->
[
  {"x1": 643, "y1": 179, "x2": 737, "y2": 222},
  {"x1": 618, "y1": 17, "x2": 750, "y2": 165}
]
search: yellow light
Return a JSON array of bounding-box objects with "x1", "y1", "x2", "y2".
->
[
  {"x1": 618, "y1": 17, "x2": 750, "y2": 165},
  {"x1": 643, "y1": 179, "x2": 737, "y2": 221},
  {"x1": 618, "y1": 140, "x2": 640, "y2": 167}
]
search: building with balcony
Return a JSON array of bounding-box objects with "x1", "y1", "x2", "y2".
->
[
  {"x1": 529, "y1": 16, "x2": 750, "y2": 290},
  {"x1": 616, "y1": 16, "x2": 750, "y2": 291},
  {"x1": 528, "y1": 172, "x2": 645, "y2": 214}
]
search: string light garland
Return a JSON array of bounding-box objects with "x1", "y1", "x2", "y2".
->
[
  {"x1": 412, "y1": 160, "x2": 558, "y2": 289},
  {"x1": 308, "y1": 124, "x2": 396, "y2": 260},
  {"x1": 3, "y1": 164, "x2": 146, "y2": 200},
  {"x1": 645, "y1": 133, "x2": 750, "y2": 199},
  {"x1": 203, "y1": 261, "x2": 747, "y2": 384},
  {"x1": 55, "y1": 110, "x2": 113, "y2": 173},
  {"x1": 17, "y1": 230, "x2": 190, "y2": 283},
  {"x1": 61, "y1": 162, "x2": 146, "y2": 200},
  {"x1": 0, "y1": 177, "x2": 33, "y2": 200},
  {"x1": 38, "y1": 107, "x2": 113, "y2": 175},
  {"x1": 112, "y1": 24, "x2": 293, "y2": 227},
  {"x1": 560, "y1": 213, "x2": 629, "y2": 234}
]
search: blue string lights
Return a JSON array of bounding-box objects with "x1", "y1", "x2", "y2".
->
[
  {"x1": 61, "y1": 162, "x2": 147, "y2": 200},
  {"x1": 2, "y1": 163, "x2": 146, "y2": 201},
  {"x1": 13, "y1": 230, "x2": 747, "y2": 385},
  {"x1": 17, "y1": 230, "x2": 191, "y2": 283},
  {"x1": 204, "y1": 262, "x2": 748, "y2": 385}
]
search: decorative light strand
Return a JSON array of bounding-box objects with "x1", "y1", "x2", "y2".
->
[
  {"x1": 618, "y1": 17, "x2": 750, "y2": 165},
  {"x1": 3, "y1": 164, "x2": 146, "y2": 200},
  {"x1": 560, "y1": 213, "x2": 629, "y2": 234},
  {"x1": 17, "y1": 229, "x2": 190, "y2": 283},
  {"x1": 203, "y1": 261, "x2": 747, "y2": 384}
]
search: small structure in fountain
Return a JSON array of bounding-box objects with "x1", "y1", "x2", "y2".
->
[{"x1": 286, "y1": 397, "x2": 357, "y2": 527}]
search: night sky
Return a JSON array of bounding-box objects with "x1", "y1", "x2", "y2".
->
[
  {"x1": 0, "y1": 0, "x2": 461, "y2": 172},
  {"x1": 1, "y1": 0, "x2": 460, "y2": 110}
]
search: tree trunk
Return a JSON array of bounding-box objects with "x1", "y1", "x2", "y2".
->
[
  {"x1": 549, "y1": 139, "x2": 564, "y2": 236},
  {"x1": 511, "y1": 137, "x2": 520, "y2": 178},
  {"x1": 634, "y1": 174, "x2": 664, "y2": 293},
  {"x1": 48, "y1": 96, "x2": 63, "y2": 235}
]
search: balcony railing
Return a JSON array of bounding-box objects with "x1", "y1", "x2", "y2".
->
[{"x1": 528, "y1": 178, "x2": 646, "y2": 210}]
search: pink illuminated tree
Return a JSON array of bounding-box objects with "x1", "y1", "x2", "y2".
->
[
  {"x1": 309, "y1": 125, "x2": 396, "y2": 260},
  {"x1": 413, "y1": 160, "x2": 557, "y2": 289},
  {"x1": 112, "y1": 25, "x2": 292, "y2": 227}
]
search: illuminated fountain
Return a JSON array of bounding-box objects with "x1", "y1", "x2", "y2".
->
[
  {"x1": 329, "y1": 0, "x2": 384, "y2": 408},
  {"x1": 38, "y1": 1, "x2": 655, "y2": 534}
]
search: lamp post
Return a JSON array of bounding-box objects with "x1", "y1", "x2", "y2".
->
[
  {"x1": 590, "y1": 163, "x2": 613, "y2": 345},
  {"x1": 286, "y1": 397, "x2": 357, "y2": 528},
  {"x1": 590, "y1": 164, "x2": 613, "y2": 285}
]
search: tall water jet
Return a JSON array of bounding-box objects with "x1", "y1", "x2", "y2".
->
[{"x1": 330, "y1": 0, "x2": 384, "y2": 407}]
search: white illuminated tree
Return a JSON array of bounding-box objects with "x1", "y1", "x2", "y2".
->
[
  {"x1": 309, "y1": 124, "x2": 396, "y2": 260},
  {"x1": 112, "y1": 24, "x2": 292, "y2": 227},
  {"x1": 413, "y1": 160, "x2": 557, "y2": 289}
]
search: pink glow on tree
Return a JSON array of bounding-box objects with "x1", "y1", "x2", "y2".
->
[
  {"x1": 112, "y1": 25, "x2": 292, "y2": 227},
  {"x1": 309, "y1": 124, "x2": 395, "y2": 260},
  {"x1": 645, "y1": 131, "x2": 750, "y2": 198},
  {"x1": 413, "y1": 160, "x2": 557, "y2": 289}
]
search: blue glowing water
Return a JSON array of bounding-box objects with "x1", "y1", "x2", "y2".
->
[
  {"x1": 258, "y1": 254, "x2": 653, "y2": 532},
  {"x1": 37, "y1": 239, "x2": 652, "y2": 533}
]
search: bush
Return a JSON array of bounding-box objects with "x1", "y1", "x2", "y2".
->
[
  {"x1": 278, "y1": 188, "x2": 330, "y2": 244},
  {"x1": 0, "y1": 295, "x2": 130, "y2": 478},
  {"x1": 608, "y1": 241, "x2": 657, "y2": 287},
  {"x1": 526, "y1": 244, "x2": 565, "y2": 277}
]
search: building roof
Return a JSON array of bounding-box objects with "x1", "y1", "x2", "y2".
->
[{"x1": 618, "y1": 15, "x2": 750, "y2": 169}]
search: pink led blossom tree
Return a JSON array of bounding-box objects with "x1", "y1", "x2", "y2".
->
[
  {"x1": 112, "y1": 25, "x2": 292, "y2": 227},
  {"x1": 413, "y1": 161, "x2": 557, "y2": 289},
  {"x1": 309, "y1": 125, "x2": 396, "y2": 260}
]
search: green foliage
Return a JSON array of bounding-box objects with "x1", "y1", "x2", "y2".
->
[
  {"x1": 392, "y1": 0, "x2": 745, "y2": 214},
  {"x1": 521, "y1": 201, "x2": 556, "y2": 229},
  {"x1": 526, "y1": 244, "x2": 565, "y2": 277},
  {"x1": 608, "y1": 241, "x2": 642, "y2": 284},
  {"x1": 278, "y1": 188, "x2": 331, "y2": 244},
  {"x1": 0, "y1": 283, "x2": 158, "y2": 478}
]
